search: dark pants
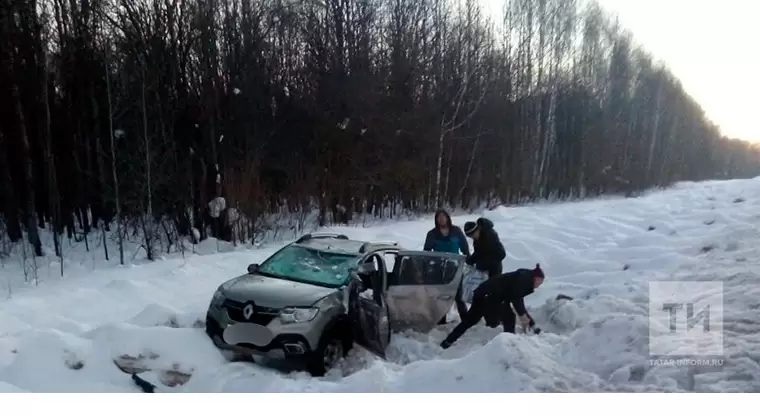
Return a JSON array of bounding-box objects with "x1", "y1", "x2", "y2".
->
[
  {"x1": 440, "y1": 292, "x2": 515, "y2": 348},
  {"x1": 438, "y1": 265, "x2": 502, "y2": 325}
]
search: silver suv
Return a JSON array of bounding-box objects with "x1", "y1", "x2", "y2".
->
[{"x1": 205, "y1": 232, "x2": 466, "y2": 376}]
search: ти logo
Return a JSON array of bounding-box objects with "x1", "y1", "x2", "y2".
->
[
  {"x1": 649, "y1": 281, "x2": 724, "y2": 357},
  {"x1": 662, "y1": 302, "x2": 711, "y2": 333}
]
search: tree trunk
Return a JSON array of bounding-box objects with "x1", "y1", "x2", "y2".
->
[
  {"x1": 1, "y1": 13, "x2": 42, "y2": 255},
  {"x1": 0, "y1": 130, "x2": 22, "y2": 242},
  {"x1": 141, "y1": 72, "x2": 153, "y2": 260},
  {"x1": 105, "y1": 49, "x2": 124, "y2": 265},
  {"x1": 41, "y1": 40, "x2": 62, "y2": 261}
]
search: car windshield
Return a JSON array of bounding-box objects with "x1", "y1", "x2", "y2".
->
[{"x1": 258, "y1": 244, "x2": 360, "y2": 287}]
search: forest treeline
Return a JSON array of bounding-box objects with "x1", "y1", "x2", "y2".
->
[{"x1": 1, "y1": 0, "x2": 759, "y2": 261}]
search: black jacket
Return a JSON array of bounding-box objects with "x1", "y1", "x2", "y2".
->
[
  {"x1": 474, "y1": 268, "x2": 535, "y2": 316},
  {"x1": 466, "y1": 218, "x2": 506, "y2": 276}
]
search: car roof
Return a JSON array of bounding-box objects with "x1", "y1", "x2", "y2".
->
[
  {"x1": 293, "y1": 238, "x2": 366, "y2": 254},
  {"x1": 293, "y1": 236, "x2": 400, "y2": 255}
]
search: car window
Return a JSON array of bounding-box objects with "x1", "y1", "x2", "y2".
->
[
  {"x1": 361, "y1": 254, "x2": 387, "y2": 294},
  {"x1": 382, "y1": 252, "x2": 397, "y2": 272},
  {"x1": 258, "y1": 245, "x2": 360, "y2": 287},
  {"x1": 394, "y1": 255, "x2": 459, "y2": 285},
  {"x1": 366, "y1": 254, "x2": 383, "y2": 274}
]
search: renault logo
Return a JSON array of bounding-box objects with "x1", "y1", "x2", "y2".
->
[{"x1": 242, "y1": 303, "x2": 255, "y2": 320}]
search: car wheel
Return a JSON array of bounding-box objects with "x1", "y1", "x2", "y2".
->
[{"x1": 307, "y1": 331, "x2": 349, "y2": 377}]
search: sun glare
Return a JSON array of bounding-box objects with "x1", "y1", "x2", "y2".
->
[{"x1": 480, "y1": 0, "x2": 760, "y2": 143}]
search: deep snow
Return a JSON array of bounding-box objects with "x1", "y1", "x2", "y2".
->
[{"x1": 2, "y1": 178, "x2": 760, "y2": 392}]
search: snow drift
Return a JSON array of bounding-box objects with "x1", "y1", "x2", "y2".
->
[{"x1": 2, "y1": 177, "x2": 760, "y2": 392}]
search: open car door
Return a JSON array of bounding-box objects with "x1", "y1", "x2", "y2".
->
[
  {"x1": 348, "y1": 265, "x2": 391, "y2": 359},
  {"x1": 386, "y1": 251, "x2": 465, "y2": 333}
]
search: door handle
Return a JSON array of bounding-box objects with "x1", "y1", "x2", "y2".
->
[{"x1": 437, "y1": 295, "x2": 453, "y2": 301}]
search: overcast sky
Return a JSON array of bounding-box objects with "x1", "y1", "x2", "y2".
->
[{"x1": 480, "y1": 0, "x2": 759, "y2": 143}]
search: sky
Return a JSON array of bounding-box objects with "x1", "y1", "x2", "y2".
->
[{"x1": 480, "y1": 0, "x2": 760, "y2": 143}]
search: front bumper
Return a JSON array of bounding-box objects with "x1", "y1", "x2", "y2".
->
[{"x1": 205, "y1": 312, "x2": 314, "y2": 360}]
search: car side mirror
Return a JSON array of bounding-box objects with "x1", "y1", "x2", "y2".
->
[
  {"x1": 247, "y1": 263, "x2": 260, "y2": 274},
  {"x1": 356, "y1": 262, "x2": 378, "y2": 276}
]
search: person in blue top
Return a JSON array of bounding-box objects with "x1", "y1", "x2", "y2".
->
[{"x1": 424, "y1": 209, "x2": 471, "y2": 324}]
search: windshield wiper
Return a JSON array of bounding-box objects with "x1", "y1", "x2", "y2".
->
[{"x1": 255, "y1": 269, "x2": 281, "y2": 279}]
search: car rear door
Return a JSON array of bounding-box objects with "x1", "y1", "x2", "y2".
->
[{"x1": 385, "y1": 251, "x2": 465, "y2": 333}]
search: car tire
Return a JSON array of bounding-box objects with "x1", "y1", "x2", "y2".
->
[{"x1": 306, "y1": 329, "x2": 351, "y2": 377}]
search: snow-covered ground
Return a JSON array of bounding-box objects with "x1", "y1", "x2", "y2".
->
[{"x1": 2, "y1": 178, "x2": 760, "y2": 392}]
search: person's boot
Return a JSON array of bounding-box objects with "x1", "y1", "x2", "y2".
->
[{"x1": 440, "y1": 339, "x2": 453, "y2": 349}]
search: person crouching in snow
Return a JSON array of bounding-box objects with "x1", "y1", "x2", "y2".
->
[
  {"x1": 424, "y1": 209, "x2": 471, "y2": 323},
  {"x1": 463, "y1": 218, "x2": 506, "y2": 279},
  {"x1": 439, "y1": 264, "x2": 545, "y2": 349}
]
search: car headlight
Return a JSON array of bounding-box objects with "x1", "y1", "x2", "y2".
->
[
  {"x1": 210, "y1": 289, "x2": 225, "y2": 308},
  {"x1": 279, "y1": 307, "x2": 319, "y2": 324}
]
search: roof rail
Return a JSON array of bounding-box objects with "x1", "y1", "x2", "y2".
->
[
  {"x1": 371, "y1": 240, "x2": 399, "y2": 247},
  {"x1": 359, "y1": 240, "x2": 399, "y2": 253},
  {"x1": 296, "y1": 233, "x2": 350, "y2": 244}
]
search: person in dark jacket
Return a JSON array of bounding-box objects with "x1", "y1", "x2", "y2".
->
[
  {"x1": 424, "y1": 209, "x2": 471, "y2": 323},
  {"x1": 463, "y1": 217, "x2": 506, "y2": 278},
  {"x1": 440, "y1": 264, "x2": 545, "y2": 349}
]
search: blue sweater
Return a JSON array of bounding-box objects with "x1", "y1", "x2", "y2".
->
[{"x1": 423, "y1": 226, "x2": 470, "y2": 255}]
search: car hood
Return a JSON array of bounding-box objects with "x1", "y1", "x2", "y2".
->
[{"x1": 223, "y1": 273, "x2": 338, "y2": 309}]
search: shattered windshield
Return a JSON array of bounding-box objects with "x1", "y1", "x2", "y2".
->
[{"x1": 257, "y1": 244, "x2": 360, "y2": 287}]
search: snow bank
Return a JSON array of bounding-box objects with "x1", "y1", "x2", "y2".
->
[{"x1": 2, "y1": 177, "x2": 760, "y2": 392}]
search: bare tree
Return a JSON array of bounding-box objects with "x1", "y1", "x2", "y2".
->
[{"x1": 0, "y1": 0, "x2": 757, "y2": 270}]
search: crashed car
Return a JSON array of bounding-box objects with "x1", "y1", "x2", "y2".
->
[{"x1": 205, "y1": 232, "x2": 466, "y2": 376}]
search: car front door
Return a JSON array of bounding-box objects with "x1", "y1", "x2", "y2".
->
[
  {"x1": 385, "y1": 251, "x2": 465, "y2": 333},
  {"x1": 349, "y1": 254, "x2": 391, "y2": 358}
]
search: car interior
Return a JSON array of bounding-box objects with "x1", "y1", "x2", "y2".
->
[
  {"x1": 360, "y1": 252, "x2": 459, "y2": 290},
  {"x1": 358, "y1": 254, "x2": 386, "y2": 304},
  {"x1": 394, "y1": 256, "x2": 459, "y2": 286}
]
